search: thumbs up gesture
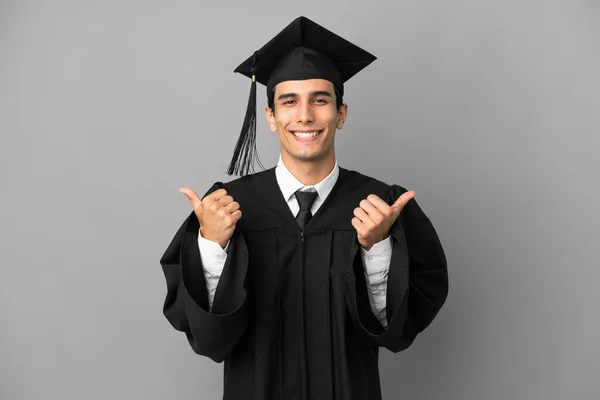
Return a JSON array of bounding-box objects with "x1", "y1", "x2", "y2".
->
[
  {"x1": 178, "y1": 187, "x2": 242, "y2": 249},
  {"x1": 351, "y1": 191, "x2": 416, "y2": 251}
]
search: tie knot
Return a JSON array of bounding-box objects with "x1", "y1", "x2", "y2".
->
[{"x1": 295, "y1": 190, "x2": 318, "y2": 211}]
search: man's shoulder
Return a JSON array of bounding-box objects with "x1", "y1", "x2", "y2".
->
[
  {"x1": 201, "y1": 168, "x2": 274, "y2": 200},
  {"x1": 340, "y1": 167, "x2": 429, "y2": 226},
  {"x1": 203, "y1": 167, "x2": 276, "y2": 205},
  {"x1": 338, "y1": 166, "x2": 409, "y2": 198},
  {"x1": 223, "y1": 167, "x2": 274, "y2": 191}
]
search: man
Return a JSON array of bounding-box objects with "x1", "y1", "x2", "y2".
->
[{"x1": 160, "y1": 16, "x2": 448, "y2": 400}]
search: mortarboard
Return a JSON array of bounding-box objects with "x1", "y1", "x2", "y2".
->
[{"x1": 227, "y1": 16, "x2": 377, "y2": 176}]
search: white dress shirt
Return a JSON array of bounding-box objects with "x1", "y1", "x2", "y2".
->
[{"x1": 198, "y1": 156, "x2": 392, "y2": 326}]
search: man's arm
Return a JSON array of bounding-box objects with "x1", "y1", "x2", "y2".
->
[
  {"x1": 348, "y1": 186, "x2": 448, "y2": 352},
  {"x1": 160, "y1": 183, "x2": 248, "y2": 363},
  {"x1": 360, "y1": 237, "x2": 392, "y2": 327},
  {"x1": 197, "y1": 229, "x2": 228, "y2": 311}
]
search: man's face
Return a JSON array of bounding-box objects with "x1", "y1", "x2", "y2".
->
[{"x1": 265, "y1": 78, "x2": 347, "y2": 166}]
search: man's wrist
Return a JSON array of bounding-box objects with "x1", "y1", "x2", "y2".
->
[
  {"x1": 200, "y1": 227, "x2": 228, "y2": 249},
  {"x1": 199, "y1": 227, "x2": 230, "y2": 252},
  {"x1": 361, "y1": 235, "x2": 391, "y2": 256}
]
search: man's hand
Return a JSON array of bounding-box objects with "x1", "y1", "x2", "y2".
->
[
  {"x1": 351, "y1": 191, "x2": 416, "y2": 251},
  {"x1": 178, "y1": 187, "x2": 242, "y2": 249}
]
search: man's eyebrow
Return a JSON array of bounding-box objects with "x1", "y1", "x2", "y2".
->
[
  {"x1": 277, "y1": 92, "x2": 298, "y2": 100},
  {"x1": 277, "y1": 91, "x2": 333, "y2": 100},
  {"x1": 310, "y1": 90, "x2": 333, "y2": 98}
]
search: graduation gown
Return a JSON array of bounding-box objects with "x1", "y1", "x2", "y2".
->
[{"x1": 160, "y1": 166, "x2": 448, "y2": 400}]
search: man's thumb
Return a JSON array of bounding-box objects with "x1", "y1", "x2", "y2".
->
[
  {"x1": 391, "y1": 190, "x2": 415, "y2": 218},
  {"x1": 179, "y1": 187, "x2": 202, "y2": 211}
]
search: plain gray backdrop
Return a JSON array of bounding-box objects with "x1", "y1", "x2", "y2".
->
[{"x1": 1, "y1": 0, "x2": 599, "y2": 399}]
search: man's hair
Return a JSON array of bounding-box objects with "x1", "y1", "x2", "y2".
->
[{"x1": 267, "y1": 85, "x2": 344, "y2": 113}]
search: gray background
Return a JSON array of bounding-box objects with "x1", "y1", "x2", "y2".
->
[{"x1": 1, "y1": 0, "x2": 598, "y2": 399}]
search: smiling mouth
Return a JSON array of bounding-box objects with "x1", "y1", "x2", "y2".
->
[{"x1": 290, "y1": 130, "x2": 323, "y2": 139}]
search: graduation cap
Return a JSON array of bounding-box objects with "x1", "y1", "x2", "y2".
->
[{"x1": 226, "y1": 16, "x2": 377, "y2": 176}]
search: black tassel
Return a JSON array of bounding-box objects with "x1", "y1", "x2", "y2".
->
[{"x1": 227, "y1": 54, "x2": 264, "y2": 176}]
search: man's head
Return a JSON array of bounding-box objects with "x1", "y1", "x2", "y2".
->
[
  {"x1": 265, "y1": 78, "x2": 347, "y2": 166},
  {"x1": 228, "y1": 16, "x2": 376, "y2": 176}
]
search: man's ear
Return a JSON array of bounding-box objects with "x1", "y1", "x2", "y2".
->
[
  {"x1": 336, "y1": 104, "x2": 348, "y2": 129},
  {"x1": 265, "y1": 106, "x2": 277, "y2": 132}
]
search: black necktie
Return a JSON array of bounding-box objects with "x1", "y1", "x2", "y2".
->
[{"x1": 294, "y1": 190, "x2": 318, "y2": 232}]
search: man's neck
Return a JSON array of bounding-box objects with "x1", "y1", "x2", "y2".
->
[{"x1": 281, "y1": 153, "x2": 336, "y2": 186}]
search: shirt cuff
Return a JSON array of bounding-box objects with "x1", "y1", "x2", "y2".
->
[
  {"x1": 197, "y1": 228, "x2": 229, "y2": 275},
  {"x1": 360, "y1": 236, "x2": 392, "y2": 275}
]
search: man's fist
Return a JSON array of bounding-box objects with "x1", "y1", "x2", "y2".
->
[
  {"x1": 351, "y1": 191, "x2": 416, "y2": 251},
  {"x1": 178, "y1": 187, "x2": 242, "y2": 249}
]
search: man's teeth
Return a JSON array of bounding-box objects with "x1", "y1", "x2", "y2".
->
[{"x1": 292, "y1": 131, "x2": 320, "y2": 138}]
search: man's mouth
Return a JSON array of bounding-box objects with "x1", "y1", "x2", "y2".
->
[{"x1": 290, "y1": 130, "x2": 323, "y2": 139}]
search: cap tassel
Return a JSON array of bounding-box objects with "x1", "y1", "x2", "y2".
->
[{"x1": 227, "y1": 54, "x2": 264, "y2": 176}]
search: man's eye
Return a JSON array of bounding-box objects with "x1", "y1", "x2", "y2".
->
[
  {"x1": 314, "y1": 99, "x2": 327, "y2": 104},
  {"x1": 282, "y1": 100, "x2": 295, "y2": 105}
]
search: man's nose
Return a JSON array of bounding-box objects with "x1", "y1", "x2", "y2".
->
[{"x1": 296, "y1": 101, "x2": 314, "y2": 124}]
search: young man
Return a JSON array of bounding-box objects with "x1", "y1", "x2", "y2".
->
[{"x1": 160, "y1": 16, "x2": 448, "y2": 400}]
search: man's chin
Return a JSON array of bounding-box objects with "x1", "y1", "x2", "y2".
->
[{"x1": 288, "y1": 152, "x2": 327, "y2": 163}]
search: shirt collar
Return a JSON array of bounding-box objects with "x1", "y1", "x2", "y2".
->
[{"x1": 275, "y1": 155, "x2": 339, "y2": 203}]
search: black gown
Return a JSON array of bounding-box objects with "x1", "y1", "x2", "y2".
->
[{"x1": 160, "y1": 166, "x2": 448, "y2": 400}]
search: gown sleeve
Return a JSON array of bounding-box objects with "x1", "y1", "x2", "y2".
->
[
  {"x1": 159, "y1": 182, "x2": 250, "y2": 363},
  {"x1": 344, "y1": 184, "x2": 448, "y2": 352}
]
